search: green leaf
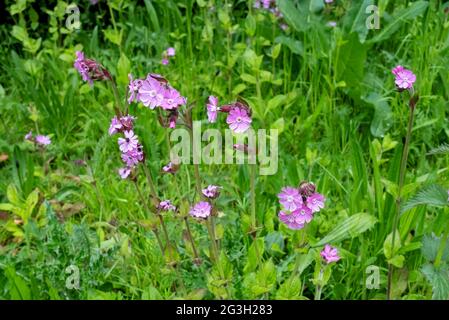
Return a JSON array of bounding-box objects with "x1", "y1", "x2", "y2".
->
[
  {"x1": 245, "y1": 14, "x2": 256, "y2": 37},
  {"x1": 7, "y1": 184, "x2": 20, "y2": 206},
  {"x1": 277, "y1": 0, "x2": 307, "y2": 32},
  {"x1": 276, "y1": 277, "x2": 301, "y2": 300},
  {"x1": 314, "y1": 213, "x2": 377, "y2": 247},
  {"x1": 336, "y1": 33, "x2": 367, "y2": 92},
  {"x1": 5, "y1": 267, "x2": 31, "y2": 300},
  {"x1": 388, "y1": 254, "x2": 405, "y2": 268},
  {"x1": 11, "y1": 25, "x2": 28, "y2": 42},
  {"x1": 384, "y1": 230, "x2": 402, "y2": 259},
  {"x1": 270, "y1": 118, "x2": 285, "y2": 134},
  {"x1": 240, "y1": 73, "x2": 257, "y2": 84},
  {"x1": 0, "y1": 203, "x2": 14, "y2": 211},
  {"x1": 103, "y1": 28, "x2": 122, "y2": 46},
  {"x1": 24, "y1": 189, "x2": 39, "y2": 223},
  {"x1": 232, "y1": 83, "x2": 246, "y2": 96},
  {"x1": 117, "y1": 53, "x2": 130, "y2": 85},
  {"x1": 427, "y1": 143, "x2": 449, "y2": 155},
  {"x1": 9, "y1": 0, "x2": 27, "y2": 15},
  {"x1": 143, "y1": 0, "x2": 160, "y2": 32},
  {"x1": 401, "y1": 184, "x2": 448, "y2": 213},
  {"x1": 275, "y1": 36, "x2": 303, "y2": 56},
  {"x1": 266, "y1": 95, "x2": 286, "y2": 115},
  {"x1": 421, "y1": 263, "x2": 449, "y2": 300},
  {"x1": 363, "y1": 93, "x2": 393, "y2": 137},
  {"x1": 346, "y1": 0, "x2": 375, "y2": 43},
  {"x1": 422, "y1": 234, "x2": 449, "y2": 263},
  {"x1": 368, "y1": 1, "x2": 429, "y2": 44},
  {"x1": 244, "y1": 237, "x2": 265, "y2": 273}
]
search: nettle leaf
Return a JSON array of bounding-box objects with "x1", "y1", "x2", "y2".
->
[
  {"x1": 427, "y1": 143, "x2": 449, "y2": 155},
  {"x1": 313, "y1": 213, "x2": 377, "y2": 247},
  {"x1": 368, "y1": 1, "x2": 429, "y2": 44},
  {"x1": 421, "y1": 263, "x2": 449, "y2": 300},
  {"x1": 401, "y1": 184, "x2": 448, "y2": 214},
  {"x1": 422, "y1": 234, "x2": 449, "y2": 263}
]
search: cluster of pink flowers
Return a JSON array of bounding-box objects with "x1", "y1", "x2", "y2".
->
[
  {"x1": 320, "y1": 244, "x2": 340, "y2": 264},
  {"x1": 109, "y1": 115, "x2": 144, "y2": 179},
  {"x1": 74, "y1": 51, "x2": 111, "y2": 86},
  {"x1": 25, "y1": 131, "x2": 51, "y2": 147},
  {"x1": 162, "y1": 47, "x2": 176, "y2": 65},
  {"x1": 206, "y1": 97, "x2": 252, "y2": 133},
  {"x1": 189, "y1": 184, "x2": 222, "y2": 219},
  {"x1": 277, "y1": 182, "x2": 325, "y2": 230},
  {"x1": 128, "y1": 73, "x2": 186, "y2": 129},
  {"x1": 392, "y1": 65, "x2": 416, "y2": 90},
  {"x1": 253, "y1": 0, "x2": 288, "y2": 30}
]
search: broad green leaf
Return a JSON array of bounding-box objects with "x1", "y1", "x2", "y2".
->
[
  {"x1": 277, "y1": 0, "x2": 307, "y2": 32},
  {"x1": 117, "y1": 53, "x2": 130, "y2": 85},
  {"x1": 346, "y1": 0, "x2": 374, "y2": 43},
  {"x1": 401, "y1": 184, "x2": 448, "y2": 213},
  {"x1": 314, "y1": 213, "x2": 377, "y2": 247},
  {"x1": 336, "y1": 33, "x2": 367, "y2": 92}
]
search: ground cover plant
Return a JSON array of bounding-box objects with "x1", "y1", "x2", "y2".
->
[{"x1": 0, "y1": 0, "x2": 448, "y2": 300}]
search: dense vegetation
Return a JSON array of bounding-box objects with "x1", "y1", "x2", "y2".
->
[{"x1": 0, "y1": 0, "x2": 448, "y2": 300}]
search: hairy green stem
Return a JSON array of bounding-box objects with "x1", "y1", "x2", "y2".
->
[
  {"x1": 184, "y1": 217, "x2": 200, "y2": 264},
  {"x1": 387, "y1": 99, "x2": 416, "y2": 300}
]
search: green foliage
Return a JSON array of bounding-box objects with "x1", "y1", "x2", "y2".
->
[
  {"x1": 314, "y1": 213, "x2": 377, "y2": 247},
  {"x1": 401, "y1": 184, "x2": 448, "y2": 213},
  {"x1": 0, "y1": 0, "x2": 448, "y2": 300}
]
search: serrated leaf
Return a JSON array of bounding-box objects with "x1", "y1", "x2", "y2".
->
[
  {"x1": 422, "y1": 234, "x2": 449, "y2": 263},
  {"x1": 314, "y1": 213, "x2": 377, "y2": 247},
  {"x1": 421, "y1": 263, "x2": 449, "y2": 300},
  {"x1": 401, "y1": 184, "x2": 448, "y2": 213},
  {"x1": 427, "y1": 143, "x2": 449, "y2": 155}
]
